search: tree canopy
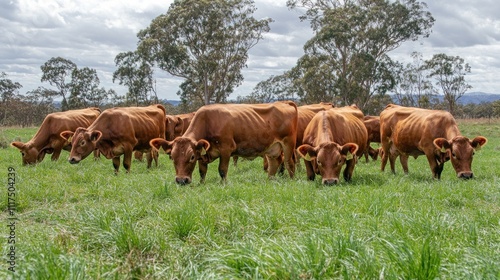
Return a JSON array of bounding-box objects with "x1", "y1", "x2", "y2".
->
[
  {"x1": 286, "y1": 0, "x2": 435, "y2": 108},
  {"x1": 137, "y1": 0, "x2": 272, "y2": 105}
]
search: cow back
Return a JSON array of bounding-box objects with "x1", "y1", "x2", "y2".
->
[
  {"x1": 304, "y1": 110, "x2": 367, "y2": 156},
  {"x1": 90, "y1": 105, "x2": 166, "y2": 151},
  {"x1": 183, "y1": 101, "x2": 298, "y2": 157}
]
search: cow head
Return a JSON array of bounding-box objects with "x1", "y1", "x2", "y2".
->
[
  {"x1": 150, "y1": 137, "x2": 210, "y2": 185},
  {"x1": 60, "y1": 127, "x2": 102, "y2": 164},
  {"x1": 11, "y1": 142, "x2": 45, "y2": 165},
  {"x1": 433, "y1": 136, "x2": 487, "y2": 179},
  {"x1": 165, "y1": 116, "x2": 184, "y2": 140},
  {"x1": 297, "y1": 142, "x2": 359, "y2": 185}
]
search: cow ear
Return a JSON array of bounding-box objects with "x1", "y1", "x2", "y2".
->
[
  {"x1": 60, "y1": 131, "x2": 74, "y2": 142},
  {"x1": 434, "y1": 138, "x2": 451, "y2": 153},
  {"x1": 150, "y1": 138, "x2": 172, "y2": 154},
  {"x1": 196, "y1": 139, "x2": 210, "y2": 156},
  {"x1": 341, "y1": 143, "x2": 359, "y2": 160},
  {"x1": 174, "y1": 117, "x2": 183, "y2": 135},
  {"x1": 89, "y1": 131, "x2": 102, "y2": 143},
  {"x1": 11, "y1": 141, "x2": 26, "y2": 151},
  {"x1": 297, "y1": 144, "x2": 317, "y2": 161},
  {"x1": 471, "y1": 136, "x2": 487, "y2": 151}
]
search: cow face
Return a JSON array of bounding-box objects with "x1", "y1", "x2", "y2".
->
[
  {"x1": 434, "y1": 136, "x2": 487, "y2": 179},
  {"x1": 150, "y1": 137, "x2": 210, "y2": 185},
  {"x1": 298, "y1": 142, "x2": 359, "y2": 185},
  {"x1": 11, "y1": 142, "x2": 44, "y2": 165},
  {"x1": 61, "y1": 128, "x2": 102, "y2": 164}
]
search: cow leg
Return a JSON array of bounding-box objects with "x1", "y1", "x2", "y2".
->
[
  {"x1": 343, "y1": 159, "x2": 356, "y2": 182},
  {"x1": 153, "y1": 149, "x2": 158, "y2": 167},
  {"x1": 112, "y1": 156, "x2": 121, "y2": 174},
  {"x1": 198, "y1": 160, "x2": 208, "y2": 183},
  {"x1": 218, "y1": 155, "x2": 231, "y2": 181},
  {"x1": 426, "y1": 153, "x2": 443, "y2": 179},
  {"x1": 304, "y1": 160, "x2": 316, "y2": 181},
  {"x1": 380, "y1": 143, "x2": 390, "y2": 172},
  {"x1": 399, "y1": 154, "x2": 409, "y2": 174},
  {"x1": 364, "y1": 147, "x2": 370, "y2": 163},
  {"x1": 51, "y1": 148, "x2": 62, "y2": 161},
  {"x1": 282, "y1": 140, "x2": 296, "y2": 179},
  {"x1": 266, "y1": 155, "x2": 280, "y2": 177},
  {"x1": 146, "y1": 150, "x2": 153, "y2": 168},
  {"x1": 123, "y1": 150, "x2": 133, "y2": 173}
]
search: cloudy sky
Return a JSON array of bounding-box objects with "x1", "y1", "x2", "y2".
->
[{"x1": 1, "y1": 0, "x2": 499, "y2": 101}]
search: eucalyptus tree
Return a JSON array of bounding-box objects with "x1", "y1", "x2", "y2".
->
[
  {"x1": 113, "y1": 51, "x2": 157, "y2": 106},
  {"x1": 0, "y1": 72, "x2": 22, "y2": 125},
  {"x1": 423, "y1": 53, "x2": 472, "y2": 115},
  {"x1": 287, "y1": 0, "x2": 434, "y2": 108},
  {"x1": 137, "y1": 0, "x2": 272, "y2": 105},
  {"x1": 68, "y1": 67, "x2": 110, "y2": 108},
  {"x1": 393, "y1": 52, "x2": 436, "y2": 108},
  {"x1": 40, "y1": 57, "x2": 77, "y2": 110}
]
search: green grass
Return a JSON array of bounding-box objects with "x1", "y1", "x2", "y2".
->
[{"x1": 1, "y1": 120, "x2": 499, "y2": 279}]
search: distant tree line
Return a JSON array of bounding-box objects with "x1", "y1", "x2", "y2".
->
[{"x1": 1, "y1": 0, "x2": 499, "y2": 127}]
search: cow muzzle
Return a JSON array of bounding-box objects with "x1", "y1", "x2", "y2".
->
[
  {"x1": 458, "y1": 172, "x2": 473, "y2": 180},
  {"x1": 322, "y1": 178, "x2": 339, "y2": 185},
  {"x1": 68, "y1": 157, "x2": 81, "y2": 164},
  {"x1": 175, "y1": 176, "x2": 191, "y2": 185}
]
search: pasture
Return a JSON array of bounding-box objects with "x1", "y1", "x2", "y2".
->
[{"x1": 1, "y1": 119, "x2": 499, "y2": 279}]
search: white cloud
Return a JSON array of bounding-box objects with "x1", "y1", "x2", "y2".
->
[{"x1": 1, "y1": 0, "x2": 499, "y2": 101}]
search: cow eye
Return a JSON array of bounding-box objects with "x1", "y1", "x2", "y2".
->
[
  {"x1": 452, "y1": 153, "x2": 456, "y2": 158},
  {"x1": 316, "y1": 159, "x2": 321, "y2": 166},
  {"x1": 190, "y1": 154, "x2": 196, "y2": 162},
  {"x1": 80, "y1": 140, "x2": 86, "y2": 146}
]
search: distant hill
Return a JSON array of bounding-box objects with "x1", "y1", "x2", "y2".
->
[{"x1": 458, "y1": 92, "x2": 500, "y2": 104}]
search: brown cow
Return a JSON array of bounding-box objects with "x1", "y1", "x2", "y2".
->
[
  {"x1": 380, "y1": 104, "x2": 487, "y2": 179},
  {"x1": 150, "y1": 101, "x2": 298, "y2": 184},
  {"x1": 297, "y1": 109, "x2": 368, "y2": 185},
  {"x1": 363, "y1": 115, "x2": 381, "y2": 162},
  {"x1": 11, "y1": 107, "x2": 101, "y2": 165},
  {"x1": 241, "y1": 102, "x2": 335, "y2": 172},
  {"x1": 165, "y1": 112, "x2": 196, "y2": 140},
  {"x1": 60, "y1": 104, "x2": 166, "y2": 173}
]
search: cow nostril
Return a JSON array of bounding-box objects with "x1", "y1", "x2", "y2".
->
[
  {"x1": 323, "y1": 179, "x2": 339, "y2": 185},
  {"x1": 175, "y1": 177, "x2": 191, "y2": 185},
  {"x1": 459, "y1": 173, "x2": 473, "y2": 180},
  {"x1": 68, "y1": 158, "x2": 78, "y2": 164}
]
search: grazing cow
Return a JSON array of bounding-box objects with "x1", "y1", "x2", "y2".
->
[
  {"x1": 60, "y1": 105, "x2": 166, "y2": 173},
  {"x1": 11, "y1": 107, "x2": 101, "y2": 165},
  {"x1": 165, "y1": 112, "x2": 196, "y2": 140},
  {"x1": 380, "y1": 104, "x2": 487, "y2": 179},
  {"x1": 363, "y1": 116, "x2": 381, "y2": 162},
  {"x1": 241, "y1": 102, "x2": 335, "y2": 172},
  {"x1": 150, "y1": 101, "x2": 298, "y2": 184},
  {"x1": 297, "y1": 109, "x2": 368, "y2": 185}
]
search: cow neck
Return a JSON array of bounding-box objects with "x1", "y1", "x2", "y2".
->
[
  {"x1": 25, "y1": 118, "x2": 54, "y2": 150},
  {"x1": 444, "y1": 124, "x2": 462, "y2": 140}
]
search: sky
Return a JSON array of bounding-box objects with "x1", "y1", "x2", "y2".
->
[{"x1": 1, "y1": 0, "x2": 500, "y2": 101}]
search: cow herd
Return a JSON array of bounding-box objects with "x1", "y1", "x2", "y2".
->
[{"x1": 11, "y1": 102, "x2": 488, "y2": 185}]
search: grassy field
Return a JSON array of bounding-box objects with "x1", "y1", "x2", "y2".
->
[{"x1": 1, "y1": 119, "x2": 499, "y2": 279}]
